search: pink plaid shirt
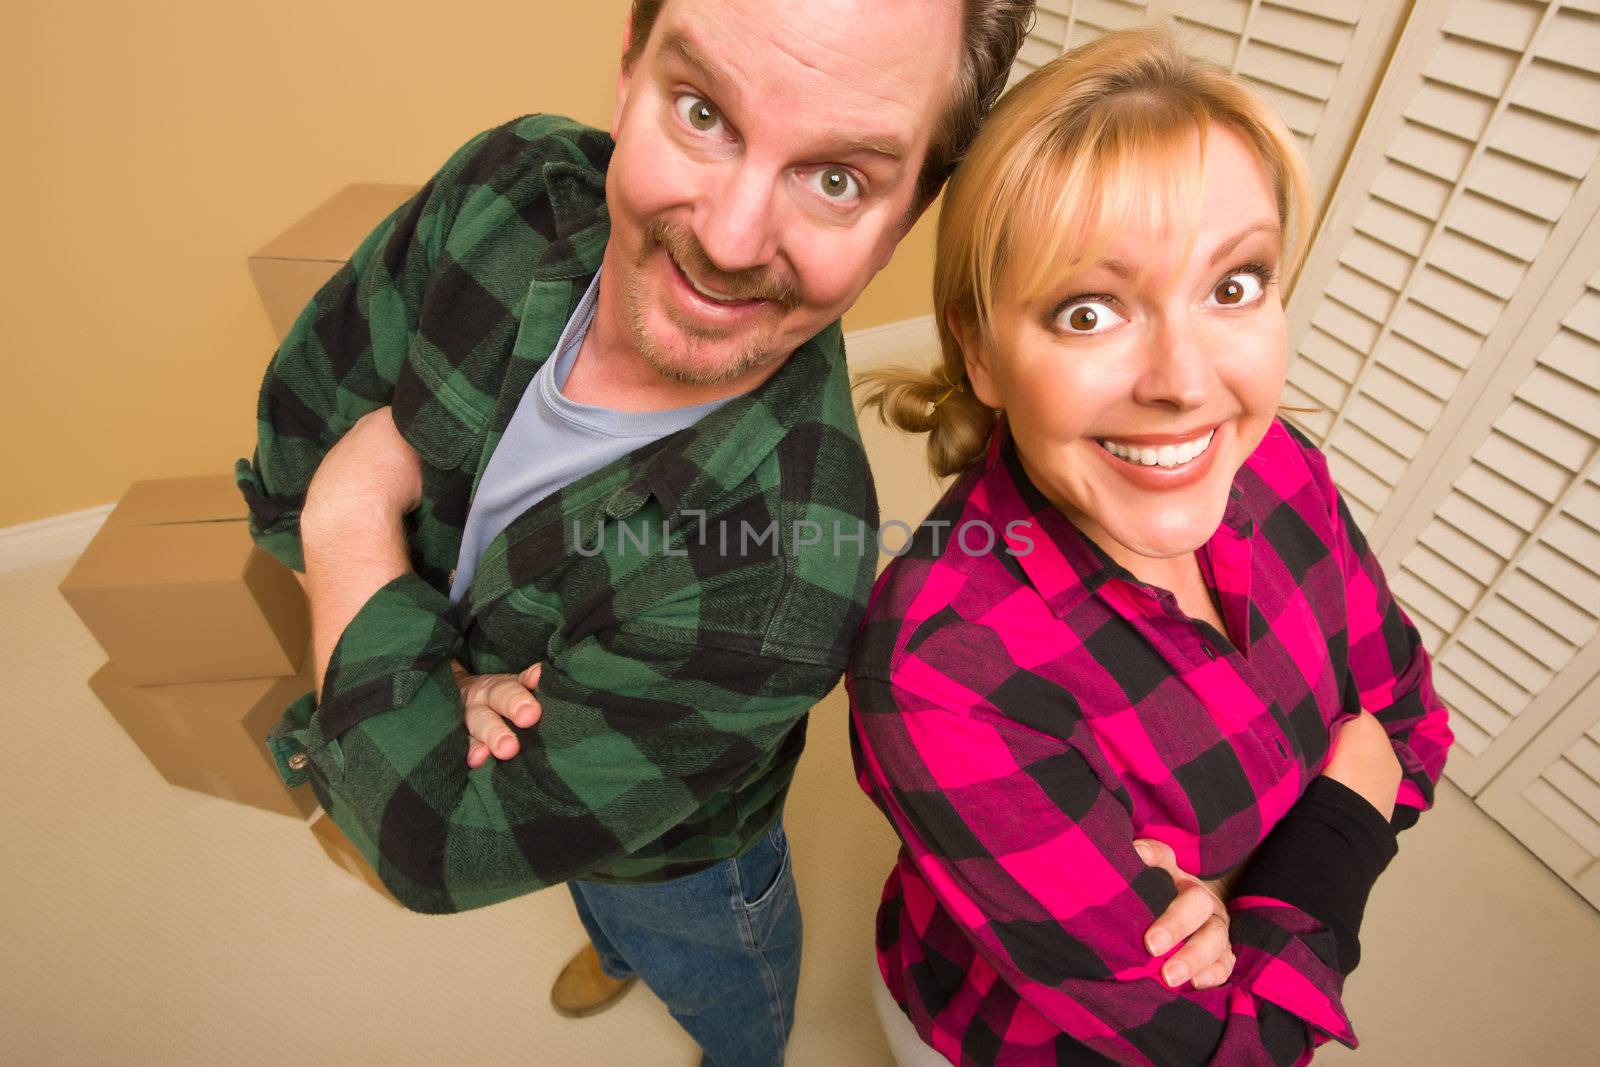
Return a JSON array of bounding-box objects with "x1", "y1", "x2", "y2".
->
[{"x1": 847, "y1": 415, "x2": 1453, "y2": 1065}]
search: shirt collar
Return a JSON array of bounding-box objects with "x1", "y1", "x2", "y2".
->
[
  {"x1": 530, "y1": 159, "x2": 612, "y2": 281},
  {"x1": 979, "y1": 416, "x2": 1256, "y2": 618}
]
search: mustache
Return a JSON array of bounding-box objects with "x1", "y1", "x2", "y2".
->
[{"x1": 641, "y1": 219, "x2": 800, "y2": 308}]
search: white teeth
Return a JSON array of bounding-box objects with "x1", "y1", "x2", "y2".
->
[
  {"x1": 683, "y1": 267, "x2": 737, "y2": 303},
  {"x1": 1099, "y1": 429, "x2": 1215, "y2": 468}
]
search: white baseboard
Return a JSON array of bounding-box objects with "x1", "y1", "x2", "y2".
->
[
  {"x1": 0, "y1": 503, "x2": 115, "y2": 574},
  {"x1": 0, "y1": 315, "x2": 941, "y2": 576},
  {"x1": 843, "y1": 315, "x2": 939, "y2": 371}
]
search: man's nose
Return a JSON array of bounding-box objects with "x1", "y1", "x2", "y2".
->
[
  {"x1": 1133, "y1": 320, "x2": 1215, "y2": 411},
  {"x1": 693, "y1": 162, "x2": 781, "y2": 274}
]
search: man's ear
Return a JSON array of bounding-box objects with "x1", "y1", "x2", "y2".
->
[
  {"x1": 946, "y1": 304, "x2": 1002, "y2": 409},
  {"x1": 612, "y1": 19, "x2": 637, "y2": 137}
]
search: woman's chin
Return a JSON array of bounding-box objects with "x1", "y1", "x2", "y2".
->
[{"x1": 1099, "y1": 501, "x2": 1230, "y2": 562}]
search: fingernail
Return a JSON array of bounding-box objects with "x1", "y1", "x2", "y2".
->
[
  {"x1": 1132, "y1": 841, "x2": 1153, "y2": 864},
  {"x1": 515, "y1": 701, "x2": 537, "y2": 723},
  {"x1": 1146, "y1": 930, "x2": 1171, "y2": 955},
  {"x1": 1164, "y1": 962, "x2": 1188, "y2": 986},
  {"x1": 494, "y1": 735, "x2": 516, "y2": 757}
]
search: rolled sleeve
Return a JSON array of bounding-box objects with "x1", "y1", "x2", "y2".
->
[{"x1": 1230, "y1": 776, "x2": 1399, "y2": 977}]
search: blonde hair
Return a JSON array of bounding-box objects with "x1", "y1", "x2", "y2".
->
[{"x1": 854, "y1": 23, "x2": 1315, "y2": 478}]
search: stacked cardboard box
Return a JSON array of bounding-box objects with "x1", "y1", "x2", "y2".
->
[{"x1": 60, "y1": 474, "x2": 315, "y2": 821}]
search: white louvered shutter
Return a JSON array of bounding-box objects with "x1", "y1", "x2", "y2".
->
[
  {"x1": 1010, "y1": 2, "x2": 1412, "y2": 219},
  {"x1": 1281, "y1": 0, "x2": 1600, "y2": 904},
  {"x1": 1282, "y1": 0, "x2": 1600, "y2": 537},
  {"x1": 1387, "y1": 256, "x2": 1600, "y2": 793}
]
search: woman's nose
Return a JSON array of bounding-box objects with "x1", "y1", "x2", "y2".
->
[{"x1": 1132, "y1": 324, "x2": 1216, "y2": 411}]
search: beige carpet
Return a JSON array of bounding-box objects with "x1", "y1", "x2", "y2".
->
[{"x1": 4, "y1": 412, "x2": 1597, "y2": 1064}]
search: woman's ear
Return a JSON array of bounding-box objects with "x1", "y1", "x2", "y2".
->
[{"x1": 945, "y1": 305, "x2": 1002, "y2": 410}]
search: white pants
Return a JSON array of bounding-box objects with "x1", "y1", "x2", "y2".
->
[{"x1": 871, "y1": 961, "x2": 953, "y2": 1066}]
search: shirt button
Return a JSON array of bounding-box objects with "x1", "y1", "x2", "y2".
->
[
  {"x1": 448, "y1": 568, "x2": 457, "y2": 585},
  {"x1": 288, "y1": 752, "x2": 309, "y2": 771},
  {"x1": 1203, "y1": 644, "x2": 1217, "y2": 660}
]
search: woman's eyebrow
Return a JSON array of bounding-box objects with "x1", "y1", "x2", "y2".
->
[{"x1": 1204, "y1": 220, "x2": 1281, "y2": 267}]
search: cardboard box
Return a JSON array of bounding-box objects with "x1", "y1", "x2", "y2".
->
[
  {"x1": 59, "y1": 475, "x2": 308, "y2": 686},
  {"x1": 89, "y1": 656, "x2": 319, "y2": 821},
  {"x1": 310, "y1": 811, "x2": 403, "y2": 907},
  {"x1": 247, "y1": 183, "x2": 421, "y2": 342}
]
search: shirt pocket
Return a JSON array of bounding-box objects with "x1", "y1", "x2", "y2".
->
[{"x1": 392, "y1": 346, "x2": 480, "y2": 472}]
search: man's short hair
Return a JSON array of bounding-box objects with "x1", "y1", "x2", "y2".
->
[{"x1": 623, "y1": 0, "x2": 1037, "y2": 208}]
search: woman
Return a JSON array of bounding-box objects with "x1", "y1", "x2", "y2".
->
[{"x1": 847, "y1": 26, "x2": 1454, "y2": 1067}]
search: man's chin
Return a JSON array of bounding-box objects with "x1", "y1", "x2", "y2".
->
[{"x1": 634, "y1": 309, "x2": 784, "y2": 388}]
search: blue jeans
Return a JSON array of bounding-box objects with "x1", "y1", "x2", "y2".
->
[{"x1": 566, "y1": 814, "x2": 802, "y2": 1067}]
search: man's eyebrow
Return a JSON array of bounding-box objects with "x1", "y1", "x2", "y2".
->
[
  {"x1": 659, "y1": 30, "x2": 734, "y2": 102},
  {"x1": 838, "y1": 134, "x2": 908, "y2": 165}
]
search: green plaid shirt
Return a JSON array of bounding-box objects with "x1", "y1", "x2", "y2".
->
[{"x1": 234, "y1": 113, "x2": 880, "y2": 914}]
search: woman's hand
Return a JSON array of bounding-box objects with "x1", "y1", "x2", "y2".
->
[
  {"x1": 1320, "y1": 710, "x2": 1402, "y2": 821},
  {"x1": 452, "y1": 660, "x2": 543, "y2": 768},
  {"x1": 1132, "y1": 838, "x2": 1236, "y2": 990}
]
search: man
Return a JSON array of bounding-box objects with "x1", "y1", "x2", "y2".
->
[{"x1": 236, "y1": 0, "x2": 1034, "y2": 1061}]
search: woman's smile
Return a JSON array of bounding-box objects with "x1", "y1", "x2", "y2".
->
[{"x1": 1091, "y1": 421, "x2": 1225, "y2": 491}]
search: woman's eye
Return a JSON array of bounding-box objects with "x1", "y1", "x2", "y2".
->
[
  {"x1": 1055, "y1": 300, "x2": 1125, "y2": 335},
  {"x1": 1210, "y1": 271, "x2": 1266, "y2": 307},
  {"x1": 675, "y1": 95, "x2": 724, "y2": 134},
  {"x1": 810, "y1": 166, "x2": 861, "y2": 204}
]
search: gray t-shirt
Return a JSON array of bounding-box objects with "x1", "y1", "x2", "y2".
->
[{"x1": 448, "y1": 269, "x2": 741, "y2": 604}]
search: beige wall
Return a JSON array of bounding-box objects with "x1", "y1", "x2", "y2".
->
[{"x1": 1, "y1": 0, "x2": 936, "y2": 530}]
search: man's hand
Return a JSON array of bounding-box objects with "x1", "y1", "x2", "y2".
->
[
  {"x1": 1320, "y1": 710, "x2": 1402, "y2": 821},
  {"x1": 453, "y1": 660, "x2": 544, "y2": 768},
  {"x1": 1132, "y1": 838, "x2": 1236, "y2": 990},
  {"x1": 303, "y1": 406, "x2": 423, "y2": 524}
]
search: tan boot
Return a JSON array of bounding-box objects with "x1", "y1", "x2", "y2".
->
[{"x1": 550, "y1": 943, "x2": 638, "y2": 1018}]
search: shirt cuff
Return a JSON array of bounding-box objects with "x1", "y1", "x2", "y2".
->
[
  {"x1": 263, "y1": 571, "x2": 460, "y2": 789},
  {"x1": 265, "y1": 690, "x2": 341, "y2": 788},
  {"x1": 1231, "y1": 776, "x2": 1399, "y2": 974},
  {"x1": 234, "y1": 457, "x2": 306, "y2": 573}
]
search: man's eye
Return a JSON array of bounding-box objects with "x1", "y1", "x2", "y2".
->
[
  {"x1": 674, "y1": 95, "x2": 723, "y2": 134},
  {"x1": 810, "y1": 166, "x2": 861, "y2": 203},
  {"x1": 1210, "y1": 271, "x2": 1266, "y2": 307},
  {"x1": 1054, "y1": 300, "x2": 1125, "y2": 335}
]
